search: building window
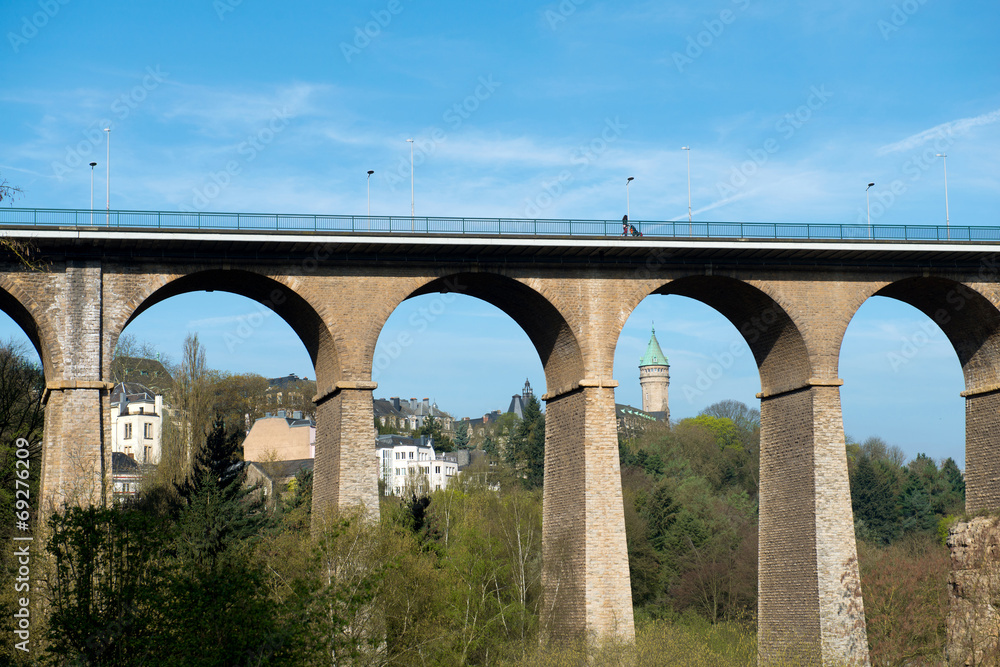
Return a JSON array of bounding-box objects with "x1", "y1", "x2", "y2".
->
[
  {"x1": 144, "y1": 446, "x2": 151, "y2": 463},
  {"x1": 124, "y1": 423, "x2": 132, "y2": 439},
  {"x1": 435, "y1": 466, "x2": 441, "y2": 474},
  {"x1": 139, "y1": 406, "x2": 144, "y2": 414},
  {"x1": 144, "y1": 423, "x2": 152, "y2": 439},
  {"x1": 408, "y1": 452, "x2": 414, "y2": 459}
]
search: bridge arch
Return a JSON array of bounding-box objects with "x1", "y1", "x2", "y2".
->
[
  {"x1": 615, "y1": 273, "x2": 868, "y2": 664},
  {"x1": 373, "y1": 269, "x2": 630, "y2": 642},
  {"x1": 110, "y1": 268, "x2": 340, "y2": 389},
  {"x1": 840, "y1": 276, "x2": 1000, "y2": 513},
  {"x1": 614, "y1": 274, "x2": 812, "y2": 396},
  {"x1": 374, "y1": 271, "x2": 585, "y2": 393},
  {"x1": 0, "y1": 276, "x2": 54, "y2": 376}
]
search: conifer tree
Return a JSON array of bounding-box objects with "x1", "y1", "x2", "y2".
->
[
  {"x1": 506, "y1": 396, "x2": 545, "y2": 488},
  {"x1": 155, "y1": 417, "x2": 284, "y2": 663}
]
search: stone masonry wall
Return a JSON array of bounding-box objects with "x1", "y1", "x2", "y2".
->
[
  {"x1": 541, "y1": 387, "x2": 588, "y2": 641},
  {"x1": 965, "y1": 392, "x2": 1000, "y2": 513},
  {"x1": 947, "y1": 517, "x2": 1000, "y2": 665},
  {"x1": 759, "y1": 387, "x2": 822, "y2": 664},
  {"x1": 812, "y1": 385, "x2": 868, "y2": 664},
  {"x1": 582, "y1": 385, "x2": 634, "y2": 639}
]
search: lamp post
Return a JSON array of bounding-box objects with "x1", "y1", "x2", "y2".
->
[
  {"x1": 626, "y1": 176, "x2": 634, "y2": 221},
  {"x1": 104, "y1": 128, "x2": 111, "y2": 226},
  {"x1": 866, "y1": 182, "x2": 875, "y2": 239},
  {"x1": 367, "y1": 169, "x2": 374, "y2": 230},
  {"x1": 682, "y1": 146, "x2": 692, "y2": 235},
  {"x1": 406, "y1": 138, "x2": 414, "y2": 229},
  {"x1": 89, "y1": 162, "x2": 97, "y2": 226},
  {"x1": 936, "y1": 153, "x2": 950, "y2": 239}
]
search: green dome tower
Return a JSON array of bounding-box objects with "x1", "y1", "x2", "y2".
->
[{"x1": 639, "y1": 325, "x2": 670, "y2": 419}]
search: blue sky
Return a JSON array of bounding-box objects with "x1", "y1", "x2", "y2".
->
[{"x1": 2, "y1": 0, "x2": 997, "y2": 464}]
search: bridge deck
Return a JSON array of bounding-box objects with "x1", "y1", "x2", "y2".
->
[
  {"x1": 1, "y1": 207, "x2": 998, "y2": 269},
  {"x1": 1, "y1": 206, "x2": 994, "y2": 241}
]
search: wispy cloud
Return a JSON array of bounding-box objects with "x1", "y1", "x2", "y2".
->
[{"x1": 876, "y1": 108, "x2": 1000, "y2": 156}]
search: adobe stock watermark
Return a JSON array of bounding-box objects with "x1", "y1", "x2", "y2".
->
[
  {"x1": 340, "y1": 0, "x2": 406, "y2": 63},
  {"x1": 223, "y1": 289, "x2": 287, "y2": 353},
  {"x1": 887, "y1": 255, "x2": 1000, "y2": 372},
  {"x1": 214, "y1": 0, "x2": 243, "y2": 21},
  {"x1": 681, "y1": 305, "x2": 781, "y2": 403},
  {"x1": 8, "y1": 0, "x2": 70, "y2": 53},
  {"x1": 716, "y1": 85, "x2": 832, "y2": 200},
  {"x1": 50, "y1": 66, "x2": 169, "y2": 182},
  {"x1": 521, "y1": 116, "x2": 628, "y2": 217},
  {"x1": 222, "y1": 240, "x2": 346, "y2": 350},
  {"x1": 12, "y1": 437, "x2": 33, "y2": 653},
  {"x1": 887, "y1": 319, "x2": 941, "y2": 372},
  {"x1": 182, "y1": 107, "x2": 291, "y2": 211},
  {"x1": 672, "y1": 0, "x2": 751, "y2": 73},
  {"x1": 877, "y1": 0, "x2": 931, "y2": 40},
  {"x1": 372, "y1": 277, "x2": 468, "y2": 375},
  {"x1": 544, "y1": 0, "x2": 587, "y2": 30},
  {"x1": 855, "y1": 126, "x2": 955, "y2": 226},
  {"x1": 382, "y1": 75, "x2": 502, "y2": 192}
]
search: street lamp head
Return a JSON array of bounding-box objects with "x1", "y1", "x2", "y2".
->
[
  {"x1": 90, "y1": 162, "x2": 97, "y2": 167},
  {"x1": 936, "y1": 153, "x2": 946, "y2": 158},
  {"x1": 367, "y1": 170, "x2": 374, "y2": 176},
  {"x1": 681, "y1": 146, "x2": 690, "y2": 150},
  {"x1": 867, "y1": 182, "x2": 875, "y2": 189},
  {"x1": 627, "y1": 176, "x2": 634, "y2": 183}
]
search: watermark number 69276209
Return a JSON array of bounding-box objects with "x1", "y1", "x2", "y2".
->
[{"x1": 13, "y1": 437, "x2": 33, "y2": 653}]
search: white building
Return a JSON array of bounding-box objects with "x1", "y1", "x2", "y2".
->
[
  {"x1": 376, "y1": 434, "x2": 458, "y2": 496},
  {"x1": 110, "y1": 382, "x2": 163, "y2": 465}
]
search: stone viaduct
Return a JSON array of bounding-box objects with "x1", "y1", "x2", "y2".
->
[{"x1": 4, "y1": 218, "x2": 1000, "y2": 665}]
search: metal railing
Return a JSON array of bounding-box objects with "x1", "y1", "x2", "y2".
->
[{"x1": 0, "y1": 207, "x2": 996, "y2": 242}]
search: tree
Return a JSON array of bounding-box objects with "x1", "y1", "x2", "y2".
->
[
  {"x1": 156, "y1": 418, "x2": 284, "y2": 664},
  {"x1": 454, "y1": 420, "x2": 470, "y2": 449},
  {"x1": 0, "y1": 341, "x2": 44, "y2": 657},
  {"x1": 111, "y1": 334, "x2": 166, "y2": 386},
  {"x1": 211, "y1": 371, "x2": 269, "y2": 448},
  {"x1": 860, "y1": 435, "x2": 906, "y2": 467},
  {"x1": 0, "y1": 340, "x2": 44, "y2": 445},
  {"x1": 851, "y1": 455, "x2": 901, "y2": 544},
  {"x1": 506, "y1": 396, "x2": 545, "y2": 488},
  {"x1": 0, "y1": 175, "x2": 22, "y2": 204},
  {"x1": 700, "y1": 399, "x2": 760, "y2": 435},
  {"x1": 418, "y1": 415, "x2": 455, "y2": 452},
  {"x1": 858, "y1": 535, "x2": 949, "y2": 665},
  {"x1": 44, "y1": 505, "x2": 167, "y2": 666},
  {"x1": 266, "y1": 376, "x2": 317, "y2": 417},
  {"x1": 170, "y1": 333, "x2": 213, "y2": 468}
]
